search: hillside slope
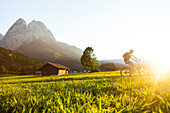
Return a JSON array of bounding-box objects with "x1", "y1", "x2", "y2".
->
[
  {"x1": 16, "y1": 39, "x2": 83, "y2": 70},
  {"x1": 0, "y1": 47, "x2": 42, "y2": 73}
]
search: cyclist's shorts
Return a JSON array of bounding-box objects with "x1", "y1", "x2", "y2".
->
[{"x1": 126, "y1": 60, "x2": 133, "y2": 65}]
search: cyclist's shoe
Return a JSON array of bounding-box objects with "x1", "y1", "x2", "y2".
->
[{"x1": 141, "y1": 68, "x2": 144, "y2": 72}]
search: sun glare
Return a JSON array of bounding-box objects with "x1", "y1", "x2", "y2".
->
[{"x1": 151, "y1": 57, "x2": 170, "y2": 74}]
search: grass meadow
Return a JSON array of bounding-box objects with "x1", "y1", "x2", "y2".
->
[{"x1": 0, "y1": 71, "x2": 170, "y2": 112}]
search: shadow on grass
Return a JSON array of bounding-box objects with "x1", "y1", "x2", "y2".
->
[
  {"x1": 1, "y1": 75, "x2": 122, "y2": 84},
  {"x1": 0, "y1": 75, "x2": 42, "y2": 80}
]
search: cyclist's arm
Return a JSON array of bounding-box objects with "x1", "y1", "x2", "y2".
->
[
  {"x1": 131, "y1": 55, "x2": 140, "y2": 62},
  {"x1": 132, "y1": 55, "x2": 138, "y2": 59}
]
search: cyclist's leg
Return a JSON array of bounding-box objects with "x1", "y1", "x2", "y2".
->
[{"x1": 126, "y1": 60, "x2": 134, "y2": 72}]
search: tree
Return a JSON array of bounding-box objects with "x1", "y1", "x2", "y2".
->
[
  {"x1": 80, "y1": 47, "x2": 100, "y2": 72},
  {"x1": 0, "y1": 65, "x2": 8, "y2": 74}
]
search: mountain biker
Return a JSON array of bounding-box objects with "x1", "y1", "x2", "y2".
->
[{"x1": 123, "y1": 49, "x2": 140, "y2": 71}]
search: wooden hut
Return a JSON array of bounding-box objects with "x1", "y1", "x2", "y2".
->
[{"x1": 38, "y1": 62, "x2": 69, "y2": 76}]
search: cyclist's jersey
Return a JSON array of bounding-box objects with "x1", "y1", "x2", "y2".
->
[{"x1": 123, "y1": 52, "x2": 132, "y2": 62}]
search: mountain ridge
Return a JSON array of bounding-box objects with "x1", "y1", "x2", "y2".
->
[
  {"x1": 0, "y1": 18, "x2": 56, "y2": 50},
  {"x1": 0, "y1": 33, "x2": 3, "y2": 40}
]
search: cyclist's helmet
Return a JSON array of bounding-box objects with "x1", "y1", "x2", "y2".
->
[{"x1": 130, "y1": 49, "x2": 134, "y2": 53}]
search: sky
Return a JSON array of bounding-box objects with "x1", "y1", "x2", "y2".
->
[{"x1": 1, "y1": 0, "x2": 170, "y2": 69}]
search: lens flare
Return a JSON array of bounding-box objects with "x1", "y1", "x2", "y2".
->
[{"x1": 9, "y1": 53, "x2": 12, "y2": 57}]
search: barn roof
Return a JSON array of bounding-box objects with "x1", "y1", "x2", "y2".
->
[
  {"x1": 38, "y1": 62, "x2": 69, "y2": 70},
  {"x1": 48, "y1": 62, "x2": 69, "y2": 69}
]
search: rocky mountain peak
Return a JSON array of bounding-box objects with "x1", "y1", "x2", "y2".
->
[
  {"x1": 0, "y1": 18, "x2": 56, "y2": 50},
  {"x1": 28, "y1": 20, "x2": 55, "y2": 41},
  {"x1": 16, "y1": 18, "x2": 26, "y2": 23},
  {"x1": 7, "y1": 18, "x2": 27, "y2": 34}
]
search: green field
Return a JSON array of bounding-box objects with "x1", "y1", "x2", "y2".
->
[{"x1": 0, "y1": 72, "x2": 170, "y2": 113}]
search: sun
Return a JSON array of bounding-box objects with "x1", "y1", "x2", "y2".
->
[{"x1": 151, "y1": 57, "x2": 170, "y2": 73}]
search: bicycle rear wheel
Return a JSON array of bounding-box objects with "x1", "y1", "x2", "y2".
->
[{"x1": 120, "y1": 67, "x2": 131, "y2": 77}]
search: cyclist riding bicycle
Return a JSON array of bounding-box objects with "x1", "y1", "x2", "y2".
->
[{"x1": 123, "y1": 49, "x2": 140, "y2": 71}]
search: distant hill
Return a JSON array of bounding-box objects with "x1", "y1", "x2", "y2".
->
[
  {"x1": 101, "y1": 59, "x2": 125, "y2": 64},
  {"x1": 0, "y1": 18, "x2": 83, "y2": 71},
  {"x1": 100, "y1": 59, "x2": 127, "y2": 70},
  {"x1": 100, "y1": 59, "x2": 153, "y2": 70},
  {"x1": 0, "y1": 47, "x2": 42, "y2": 73}
]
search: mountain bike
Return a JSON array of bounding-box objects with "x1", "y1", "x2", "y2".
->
[{"x1": 120, "y1": 60, "x2": 150, "y2": 77}]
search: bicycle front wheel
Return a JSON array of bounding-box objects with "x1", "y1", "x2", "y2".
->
[
  {"x1": 138, "y1": 68, "x2": 150, "y2": 76},
  {"x1": 120, "y1": 67, "x2": 131, "y2": 77}
]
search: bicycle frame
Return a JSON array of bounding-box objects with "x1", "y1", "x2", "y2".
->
[{"x1": 128, "y1": 61, "x2": 142, "y2": 74}]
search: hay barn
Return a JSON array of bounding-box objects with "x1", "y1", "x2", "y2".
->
[{"x1": 38, "y1": 62, "x2": 69, "y2": 76}]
